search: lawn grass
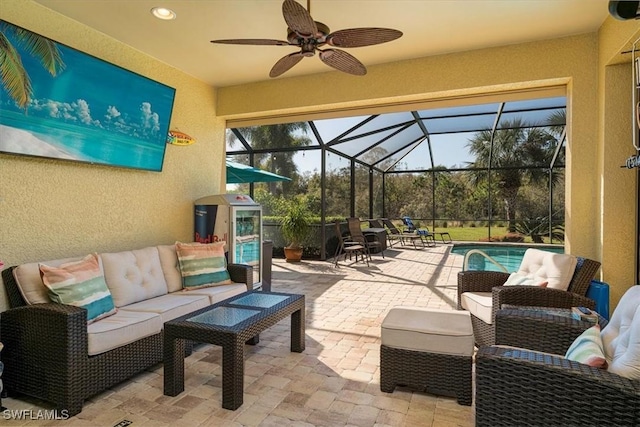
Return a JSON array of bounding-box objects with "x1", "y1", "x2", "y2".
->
[{"x1": 433, "y1": 226, "x2": 509, "y2": 241}]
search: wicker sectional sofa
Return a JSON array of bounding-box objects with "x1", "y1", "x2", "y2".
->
[{"x1": 0, "y1": 244, "x2": 253, "y2": 417}]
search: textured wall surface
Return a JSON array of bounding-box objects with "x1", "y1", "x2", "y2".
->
[
  {"x1": 0, "y1": 0, "x2": 225, "y2": 311},
  {"x1": 1, "y1": 1, "x2": 639, "y2": 312}
]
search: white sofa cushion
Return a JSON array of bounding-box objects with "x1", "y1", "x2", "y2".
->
[
  {"x1": 516, "y1": 248, "x2": 577, "y2": 291},
  {"x1": 101, "y1": 246, "x2": 169, "y2": 307},
  {"x1": 87, "y1": 309, "x2": 162, "y2": 356},
  {"x1": 12, "y1": 255, "x2": 98, "y2": 305},
  {"x1": 601, "y1": 286, "x2": 640, "y2": 379},
  {"x1": 381, "y1": 307, "x2": 474, "y2": 356},
  {"x1": 183, "y1": 283, "x2": 248, "y2": 304},
  {"x1": 157, "y1": 244, "x2": 183, "y2": 293},
  {"x1": 119, "y1": 293, "x2": 209, "y2": 323},
  {"x1": 460, "y1": 292, "x2": 493, "y2": 324}
]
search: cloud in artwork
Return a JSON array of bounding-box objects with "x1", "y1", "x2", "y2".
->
[
  {"x1": 24, "y1": 97, "x2": 165, "y2": 141},
  {"x1": 30, "y1": 98, "x2": 101, "y2": 127},
  {"x1": 140, "y1": 102, "x2": 161, "y2": 135}
]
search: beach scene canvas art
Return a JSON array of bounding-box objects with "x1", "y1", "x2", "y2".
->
[{"x1": 0, "y1": 20, "x2": 176, "y2": 172}]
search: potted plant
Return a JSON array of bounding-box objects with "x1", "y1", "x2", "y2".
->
[{"x1": 280, "y1": 201, "x2": 311, "y2": 263}]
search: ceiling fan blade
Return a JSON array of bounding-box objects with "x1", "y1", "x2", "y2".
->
[
  {"x1": 211, "y1": 39, "x2": 291, "y2": 46},
  {"x1": 270, "y1": 52, "x2": 305, "y2": 77},
  {"x1": 319, "y1": 49, "x2": 366, "y2": 76},
  {"x1": 282, "y1": 0, "x2": 318, "y2": 38},
  {"x1": 327, "y1": 28, "x2": 403, "y2": 48}
]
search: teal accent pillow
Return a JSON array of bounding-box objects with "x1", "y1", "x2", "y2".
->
[
  {"x1": 40, "y1": 254, "x2": 117, "y2": 323},
  {"x1": 175, "y1": 241, "x2": 232, "y2": 290},
  {"x1": 565, "y1": 324, "x2": 608, "y2": 368}
]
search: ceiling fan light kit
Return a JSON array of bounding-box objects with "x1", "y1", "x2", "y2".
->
[{"x1": 211, "y1": 0, "x2": 402, "y2": 77}]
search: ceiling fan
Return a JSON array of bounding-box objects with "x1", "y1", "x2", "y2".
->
[{"x1": 210, "y1": 0, "x2": 403, "y2": 78}]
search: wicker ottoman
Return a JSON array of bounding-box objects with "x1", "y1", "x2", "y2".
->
[{"x1": 380, "y1": 307, "x2": 474, "y2": 405}]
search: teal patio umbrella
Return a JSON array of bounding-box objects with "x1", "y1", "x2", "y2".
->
[{"x1": 226, "y1": 160, "x2": 292, "y2": 184}]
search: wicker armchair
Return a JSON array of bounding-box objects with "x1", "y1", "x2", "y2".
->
[
  {"x1": 457, "y1": 254, "x2": 600, "y2": 346},
  {"x1": 475, "y1": 288, "x2": 640, "y2": 427}
]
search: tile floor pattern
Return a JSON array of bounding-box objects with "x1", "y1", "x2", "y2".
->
[{"x1": 2, "y1": 244, "x2": 473, "y2": 426}]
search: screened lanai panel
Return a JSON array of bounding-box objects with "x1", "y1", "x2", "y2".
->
[
  {"x1": 232, "y1": 123, "x2": 320, "y2": 150},
  {"x1": 422, "y1": 114, "x2": 495, "y2": 135},
  {"x1": 419, "y1": 103, "x2": 501, "y2": 119},
  {"x1": 226, "y1": 129, "x2": 248, "y2": 153},
  {"x1": 314, "y1": 115, "x2": 369, "y2": 143},
  {"x1": 348, "y1": 111, "x2": 415, "y2": 138},
  {"x1": 502, "y1": 97, "x2": 565, "y2": 112},
  {"x1": 333, "y1": 126, "x2": 402, "y2": 158},
  {"x1": 356, "y1": 123, "x2": 424, "y2": 164},
  {"x1": 325, "y1": 152, "x2": 352, "y2": 217},
  {"x1": 355, "y1": 163, "x2": 370, "y2": 218},
  {"x1": 372, "y1": 170, "x2": 383, "y2": 218},
  {"x1": 498, "y1": 108, "x2": 566, "y2": 128},
  {"x1": 384, "y1": 139, "x2": 424, "y2": 171},
  {"x1": 430, "y1": 132, "x2": 478, "y2": 169}
]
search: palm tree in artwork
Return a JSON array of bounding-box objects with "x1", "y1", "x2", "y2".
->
[
  {"x1": 467, "y1": 117, "x2": 560, "y2": 232},
  {"x1": 0, "y1": 22, "x2": 65, "y2": 111}
]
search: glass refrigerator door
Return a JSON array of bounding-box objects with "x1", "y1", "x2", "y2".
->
[{"x1": 231, "y1": 206, "x2": 262, "y2": 285}]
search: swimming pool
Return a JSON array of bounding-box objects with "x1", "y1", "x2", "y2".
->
[{"x1": 451, "y1": 243, "x2": 564, "y2": 273}]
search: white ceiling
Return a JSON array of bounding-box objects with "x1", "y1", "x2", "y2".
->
[{"x1": 32, "y1": 0, "x2": 610, "y2": 88}]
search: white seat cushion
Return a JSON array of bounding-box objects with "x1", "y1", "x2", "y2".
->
[
  {"x1": 460, "y1": 292, "x2": 493, "y2": 324},
  {"x1": 516, "y1": 248, "x2": 577, "y2": 291},
  {"x1": 183, "y1": 283, "x2": 247, "y2": 304},
  {"x1": 381, "y1": 307, "x2": 474, "y2": 356},
  {"x1": 601, "y1": 286, "x2": 640, "y2": 379},
  {"x1": 119, "y1": 293, "x2": 209, "y2": 323},
  {"x1": 101, "y1": 247, "x2": 169, "y2": 307},
  {"x1": 87, "y1": 309, "x2": 162, "y2": 356}
]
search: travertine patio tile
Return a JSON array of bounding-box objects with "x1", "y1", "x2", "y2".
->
[
  {"x1": 376, "y1": 408, "x2": 407, "y2": 426},
  {"x1": 337, "y1": 389, "x2": 375, "y2": 405},
  {"x1": 4, "y1": 245, "x2": 473, "y2": 426},
  {"x1": 304, "y1": 390, "x2": 336, "y2": 410},
  {"x1": 348, "y1": 404, "x2": 380, "y2": 426},
  {"x1": 233, "y1": 403, "x2": 271, "y2": 426},
  {"x1": 305, "y1": 409, "x2": 349, "y2": 426}
]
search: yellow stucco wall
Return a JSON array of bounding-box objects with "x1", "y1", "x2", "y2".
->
[
  {"x1": 2, "y1": 0, "x2": 639, "y2": 313},
  {"x1": 597, "y1": 19, "x2": 640, "y2": 308},
  {"x1": 0, "y1": 0, "x2": 226, "y2": 311}
]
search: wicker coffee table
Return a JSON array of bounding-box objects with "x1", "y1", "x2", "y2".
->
[{"x1": 163, "y1": 291, "x2": 305, "y2": 410}]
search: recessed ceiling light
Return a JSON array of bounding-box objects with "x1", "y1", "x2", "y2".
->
[{"x1": 151, "y1": 7, "x2": 176, "y2": 20}]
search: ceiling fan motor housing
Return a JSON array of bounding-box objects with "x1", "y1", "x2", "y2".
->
[{"x1": 287, "y1": 21, "x2": 330, "y2": 45}]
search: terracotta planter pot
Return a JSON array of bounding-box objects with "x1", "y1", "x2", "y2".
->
[{"x1": 284, "y1": 246, "x2": 303, "y2": 263}]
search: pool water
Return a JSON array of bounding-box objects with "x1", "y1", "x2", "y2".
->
[
  {"x1": 235, "y1": 240, "x2": 260, "y2": 266},
  {"x1": 451, "y1": 243, "x2": 564, "y2": 273}
]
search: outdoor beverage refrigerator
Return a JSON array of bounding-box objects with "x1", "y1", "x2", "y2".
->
[{"x1": 194, "y1": 194, "x2": 262, "y2": 289}]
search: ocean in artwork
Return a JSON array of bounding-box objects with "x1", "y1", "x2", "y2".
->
[
  {"x1": 0, "y1": 110, "x2": 166, "y2": 171},
  {"x1": 0, "y1": 20, "x2": 175, "y2": 171}
]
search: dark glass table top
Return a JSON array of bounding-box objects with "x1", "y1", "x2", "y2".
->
[
  {"x1": 187, "y1": 306, "x2": 261, "y2": 327},
  {"x1": 179, "y1": 291, "x2": 301, "y2": 329},
  {"x1": 229, "y1": 293, "x2": 288, "y2": 308}
]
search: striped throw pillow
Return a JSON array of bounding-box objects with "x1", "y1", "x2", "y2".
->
[
  {"x1": 175, "y1": 241, "x2": 232, "y2": 290},
  {"x1": 565, "y1": 324, "x2": 608, "y2": 369},
  {"x1": 40, "y1": 253, "x2": 117, "y2": 323}
]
